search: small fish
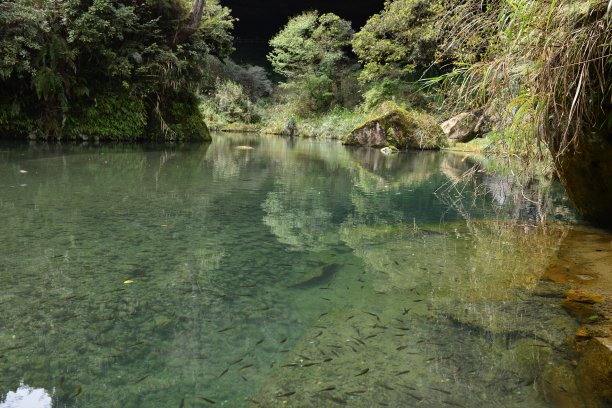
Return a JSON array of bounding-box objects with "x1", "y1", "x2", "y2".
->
[
  {"x1": 379, "y1": 383, "x2": 394, "y2": 390},
  {"x1": 135, "y1": 375, "x2": 149, "y2": 384},
  {"x1": 363, "y1": 311, "x2": 380, "y2": 321},
  {"x1": 443, "y1": 401, "x2": 465, "y2": 408},
  {"x1": 298, "y1": 354, "x2": 311, "y2": 360},
  {"x1": 246, "y1": 399, "x2": 260, "y2": 405},
  {"x1": 346, "y1": 315, "x2": 354, "y2": 321},
  {"x1": 319, "y1": 386, "x2": 336, "y2": 392},
  {"x1": 218, "y1": 327, "x2": 234, "y2": 333},
  {"x1": 407, "y1": 392, "x2": 423, "y2": 401},
  {"x1": 350, "y1": 345, "x2": 358, "y2": 353},
  {"x1": 282, "y1": 363, "x2": 298, "y2": 368},
  {"x1": 396, "y1": 370, "x2": 410, "y2": 376},
  {"x1": 240, "y1": 364, "x2": 253, "y2": 370},
  {"x1": 329, "y1": 396, "x2": 347, "y2": 404},
  {"x1": 255, "y1": 339, "x2": 264, "y2": 346},
  {"x1": 230, "y1": 358, "x2": 244, "y2": 365},
  {"x1": 179, "y1": 398, "x2": 185, "y2": 408},
  {"x1": 219, "y1": 368, "x2": 229, "y2": 378},
  {"x1": 364, "y1": 334, "x2": 378, "y2": 340},
  {"x1": 319, "y1": 312, "x2": 329, "y2": 318},
  {"x1": 413, "y1": 299, "x2": 423, "y2": 303},
  {"x1": 313, "y1": 325, "x2": 327, "y2": 329},
  {"x1": 241, "y1": 375, "x2": 248, "y2": 382},
  {"x1": 355, "y1": 368, "x2": 369, "y2": 376},
  {"x1": 373, "y1": 324, "x2": 388, "y2": 329},
  {"x1": 396, "y1": 327, "x2": 411, "y2": 331},
  {"x1": 346, "y1": 390, "x2": 366, "y2": 395},
  {"x1": 430, "y1": 387, "x2": 451, "y2": 395},
  {"x1": 396, "y1": 345, "x2": 409, "y2": 351},
  {"x1": 323, "y1": 358, "x2": 333, "y2": 362},
  {"x1": 402, "y1": 308, "x2": 411, "y2": 315},
  {"x1": 303, "y1": 362, "x2": 318, "y2": 367},
  {"x1": 71, "y1": 384, "x2": 82, "y2": 398},
  {"x1": 314, "y1": 331, "x2": 323, "y2": 338},
  {"x1": 276, "y1": 391, "x2": 296, "y2": 398},
  {"x1": 280, "y1": 337, "x2": 288, "y2": 344},
  {"x1": 196, "y1": 355, "x2": 209, "y2": 360},
  {"x1": 321, "y1": 297, "x2": 331, "y2": 301},
  {"x1": 352, "y1": 336, "x2": 366, "y2": 345},
  {"x1": 199, "y1": 396, "x2": 216, "y2": 404}
]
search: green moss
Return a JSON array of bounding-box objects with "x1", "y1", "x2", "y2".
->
[
  {"x1": 65, "y1": 92, "x2": 147, "y2": 141},
  {"x1": 159, "y1": 93, "x2": 211, "y2": 142},
  {"x1": 343, "y1": 101, "x2": 446, "y2": 150}
]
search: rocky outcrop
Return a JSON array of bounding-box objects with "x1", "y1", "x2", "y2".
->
[
  {"x1": 554, "y1": 133, "x2": 612, "y2": 228},
  {"x1": 542, "y1": 227, "x2": 612, "y2": 408},
  {"x1": 343, "y1": 104, "x2": 446, "y2": 150},
  {"x1": 440, "y1": 111, "x2": 485, "y2": 143}
]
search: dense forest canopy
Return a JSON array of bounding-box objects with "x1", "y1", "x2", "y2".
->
[{"x1": 0, "y1": 0, "x2": 235, "y2": 141}]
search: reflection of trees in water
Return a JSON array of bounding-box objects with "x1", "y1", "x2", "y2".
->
[
  {"x1": 348, "y1": 148, "x2": 442, "y2": 193},
  {"x1": 262, "y1": 190, "x2": 334, "y2": 251},
  {"x1": 438, "y1": 155, "x2": 575, "y2": 223}
]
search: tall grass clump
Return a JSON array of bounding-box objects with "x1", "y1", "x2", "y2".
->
[{"x1": 436, "y1": 0, "x2": 611, "y2": 159}]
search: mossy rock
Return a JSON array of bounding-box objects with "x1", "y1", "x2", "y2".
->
[{"x1": 343, "y1": 103, "x2": 446, "y2": 150}]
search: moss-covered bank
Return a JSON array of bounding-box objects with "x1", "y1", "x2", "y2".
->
[{"x1": 1, "y1": 91, "x2": 211, "y2": 142}]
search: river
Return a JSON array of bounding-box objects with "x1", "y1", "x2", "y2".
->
[{"x1": 0, "y1": 133, "x2": 607, "y2": 407}]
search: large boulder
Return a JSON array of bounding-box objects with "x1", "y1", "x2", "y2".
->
[
  {"x1": 343, "y1": 104, "x2": 446, "y2": 150},
  {"x1": 441, "y1": 111, "x2": 484, "y2": 143}
]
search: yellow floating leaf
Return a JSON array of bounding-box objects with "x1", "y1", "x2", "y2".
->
[{"x1": 123, "y1": 279, "x2": 135, "y2": 284}]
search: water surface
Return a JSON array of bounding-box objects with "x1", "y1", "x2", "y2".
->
[{"x1": 0, "y1": 133, "x2": 585, "y2": 407}]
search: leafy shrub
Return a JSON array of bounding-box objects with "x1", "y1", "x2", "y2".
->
[{"x1": 65, "y1": 91, "x2": 147, "y2": 141}]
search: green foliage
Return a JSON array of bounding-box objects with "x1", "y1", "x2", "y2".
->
[
  {"x1": 0, "y1": 0, "x2": 235, "y2": 140},
  {"x1": 352, "y1": 0, "x2": 441, "y2": 83},
  {"x1": 165, "y1": 94, "x2": 211, "y2": 142},
  {"x1": 294, "y1": 107, "x2": 368, "y2": 140},
  {"x1": 65, "y1": 91, "x2": 147, "y2": 140},
  {"x1": 268, "y1": 11, "x2": 353, "y2": 80},
  {"x1": 268, "y1": 11, "x2": 356, "y2": 117},
  {"x1": 439, "y1": 0, "x2": 611, "y2": 157},
  {"x1": 201, "y1": 78, "x2": 262, "y2": 127}
]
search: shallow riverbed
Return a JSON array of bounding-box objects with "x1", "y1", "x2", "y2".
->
[{"x1": 0, "y1": 133, "x2": 601, "y2": 407}]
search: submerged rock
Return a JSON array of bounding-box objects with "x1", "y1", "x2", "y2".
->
[
  {"x1": 574, "y1": 337, "x2": 612, "y2": 408},
  {"x1": 343, "y1": 103, "x2": 446, "y2": 150}
]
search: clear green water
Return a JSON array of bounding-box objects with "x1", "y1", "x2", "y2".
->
[{"x1": 0, "y1": 133, "x2": 580, "y2": 407}]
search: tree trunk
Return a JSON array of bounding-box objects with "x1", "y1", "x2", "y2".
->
[{"x1": 173, "y1": 0, "x2": 206, "y2": 45}]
